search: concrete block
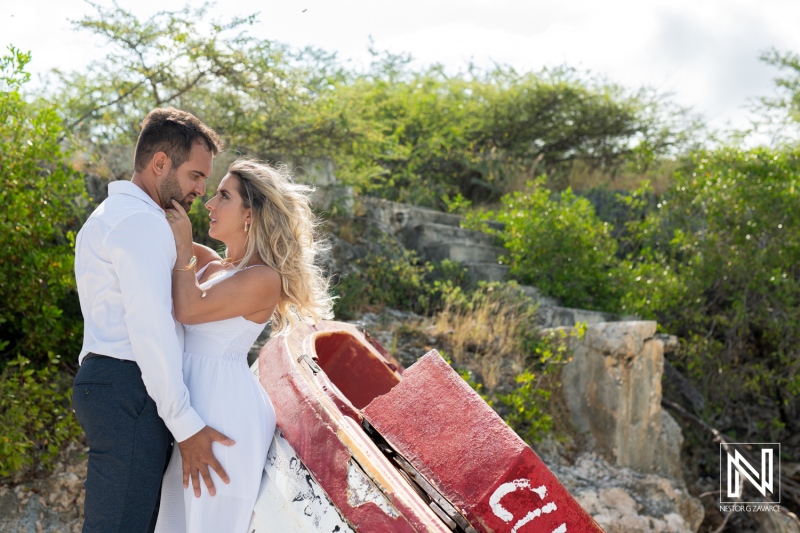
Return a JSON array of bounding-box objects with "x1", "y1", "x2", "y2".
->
[
  {"x1": 464, "y1": 262, "x2": 511, "y2": 282},
  {"x1": 560, "y1": 321, "x2": 683, "y2": 479},
  {"x1": 423, "y1": 242, "x2": 504, "y2": 263}
]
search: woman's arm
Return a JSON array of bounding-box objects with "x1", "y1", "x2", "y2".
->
[
  {"x1": 167, "y1": 200, "x2": 280, "y2": 324},
  {"x1": 192, "y1": 242, "x2": 222, "y2": 271},
  {"x1": 172, "y1": 264, "x2": 280, "y2": 324}
]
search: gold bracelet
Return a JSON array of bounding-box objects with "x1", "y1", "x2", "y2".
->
[{"x1": 174, "y1": 256, "x2": 197, "y2": 272}]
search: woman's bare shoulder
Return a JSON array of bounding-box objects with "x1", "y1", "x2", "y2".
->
[{"x1": 241, "y1": 264, "x2": 281, "y2": 289}]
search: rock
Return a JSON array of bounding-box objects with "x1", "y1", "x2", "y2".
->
[
  {"x1": 519, "y1": 285, "x2": 560, "y2": 308},
  {"x1": 551, "y1": 453, "x2": 704, "y2": 533},
  {"x1": 0, "y1": 442, "x2": 86, "y2": 533},
  {"x1": 751, "y1": 510, "x2": 800, "y2": 533},
  {"x1": 657, "y1": 410, "x2": 685, "y2": 480},
  {"x1": 275, "y1": 155, "x2": 353, "y2": 214},
  {"x1": 655, "y1": 334, "x2": 680, "y2": 354},
  {"x1": 359, "y1": 197, "x2": 509, "y2": 283},
  {"x1": 464, "y1": 262, "x2": 511, "y2": 282},
  {"x1": 361, "y1": 197, "x2": 465, "y2": 235},
  {"x1": 553, "y1": 321, "x2": 704, "y2": 529},
  {"x1": 537, "y1": 305, "x2": 630, "y2": 329},
  {"x1": 560, "y1": 321, "x2": 683, "y2": 478}
]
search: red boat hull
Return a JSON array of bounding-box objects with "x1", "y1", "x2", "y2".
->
[{"x1": 258, "y1": 320, "x2": 604, "y2": 532}]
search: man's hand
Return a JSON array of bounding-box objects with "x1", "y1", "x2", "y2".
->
[{"x1": 177, "y1": 425, "x2": 235, "y2": 497}]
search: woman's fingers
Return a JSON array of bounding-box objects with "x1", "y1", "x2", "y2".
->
[
  {"x1": 171, "y1": 199, "x2": 188, "y2": 217},
  {"x1": 165, "y1": 208, "x2": 182, "y2": 224},
  {"x1": 165, "y1": 203, "x2": 193, "y2": 249},
  {"x1": 165, "y1": 206, "x2": 184, "y2": 220}
]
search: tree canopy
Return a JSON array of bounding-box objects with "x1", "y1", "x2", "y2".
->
[{"x1": 51, "y1": 2, "x2": 693, "y2": 207}]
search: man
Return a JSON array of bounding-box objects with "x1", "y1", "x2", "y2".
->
[{"x1": 73, "y1": 108, "x2": 233, "y2": 532}]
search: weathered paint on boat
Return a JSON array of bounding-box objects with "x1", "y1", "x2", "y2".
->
[
  {"x1": 258, "y1": 321, "x2": 451, "y2": 532},
  {"x1": 364, "y1": 351, "x2": 605, "y2": 533},
  {"x1": 256, "y1": 320, "x2": 605, "y2": 532},
  {"x1": 249, "y1": 428, "x2": 355, "y2": 532}
]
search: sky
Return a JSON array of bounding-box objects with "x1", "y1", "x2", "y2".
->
[{"x1": 2, "y1": 0, "x2": 800, "y2": 134}]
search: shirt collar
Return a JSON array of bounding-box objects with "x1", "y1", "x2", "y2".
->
[{"x1": 108, "y1": 180, "x2": 165, "y2": 213}]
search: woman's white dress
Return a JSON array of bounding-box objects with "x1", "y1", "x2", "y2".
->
[{"x1": 155, "y1": 266, "x2": 276, "y2": 533}]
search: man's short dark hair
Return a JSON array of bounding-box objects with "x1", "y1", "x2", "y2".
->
[{"x1": 134, "y1": 108, "x2": 223, "y2": 172}]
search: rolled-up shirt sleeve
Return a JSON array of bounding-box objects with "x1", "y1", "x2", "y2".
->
[{"x1": 106, "y1": 211, "x2": 205, "y2": 442}]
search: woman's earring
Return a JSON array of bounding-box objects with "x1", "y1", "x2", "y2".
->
[{"x1": 245, "y1": 221, "x2": 250, "y2": 233}]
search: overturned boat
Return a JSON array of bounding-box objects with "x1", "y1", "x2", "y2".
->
[{"x1": 249, "y1": 320, "x2": 603, "y2": 533}]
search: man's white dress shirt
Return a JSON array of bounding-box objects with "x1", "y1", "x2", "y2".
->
[{"x1": 75, "y1": 180, "x2": 205, "y2": 442}]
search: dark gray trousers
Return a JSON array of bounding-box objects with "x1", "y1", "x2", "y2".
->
[{"x1": 72, "y1": 355, "x2": 173, "y2": 533}]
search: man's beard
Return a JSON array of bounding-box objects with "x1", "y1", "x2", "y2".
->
[{"x1": 159, "y1": 170, "x2": 195, "y2": 212}]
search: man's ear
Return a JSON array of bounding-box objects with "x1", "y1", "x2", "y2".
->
[{"x1": 152, "y1": 151, "x2": 171, "y2": 177}]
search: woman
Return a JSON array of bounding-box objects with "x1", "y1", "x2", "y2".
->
[{"x1": 155, "y1": 160, "x2": 333, "y2": 532}]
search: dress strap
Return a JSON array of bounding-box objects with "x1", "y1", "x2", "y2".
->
[
  {"x1": 240, "y1": 264, "x2": 270, "y2": 271},
  {"x1": 195, "y1": 262, "x2": 212, "y2": 280}
]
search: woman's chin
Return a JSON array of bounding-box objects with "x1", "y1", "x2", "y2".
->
[{"x1": 207, "y1": 228, "x2": 227, "y2": 244}]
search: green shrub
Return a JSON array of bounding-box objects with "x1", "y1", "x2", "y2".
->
[
  {"x1": 495, "y1": 327, "x2": 581, "y2": 444},
  {"x1": 497, "y1": 370, "x2": 553, "y2": 443},
  {"x1": 493, "y1": 177, "x2": 628, "y2": 311},
  {"x1": 52, "y1": 4, "x2": 690, "y2": 209},
  {"x1": 0, "y1": 47, "x2": 87, "y2": 479},
  {"x1": 0, "y1": 47, "x2": 87, "y2": 363},
  {"x1": 0, "y1": 355, "x2": 82, "y2": 478},
  {"x1": 332, "y1": 252, "x2": 467, "y2": 320},
  {"x1": 622, "y1": 147, "x2": 800, "y2": 446}
]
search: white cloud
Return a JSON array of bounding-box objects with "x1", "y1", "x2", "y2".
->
[{"x1": 3, "y1": 0, "x2": 800, "y2": 133}]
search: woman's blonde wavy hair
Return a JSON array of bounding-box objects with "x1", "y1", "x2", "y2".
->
[{"x1": 226, "y1": 159, "x2": 334, "y2": 335}]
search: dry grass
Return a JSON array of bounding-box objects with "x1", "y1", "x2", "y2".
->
[
  {"x1": 496, "y1": 157, "x2": 678, "y2": 197},
  {"x1": 334, "y1": 218, "x2": 358, "y2": 244},
  {"x1": 559, "y1": 158, "x2": 677, "y2": 195},
  {"x1": 432, "y1": 284, "x2": 535, "y2": 390}
]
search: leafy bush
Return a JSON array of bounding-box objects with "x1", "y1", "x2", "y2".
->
[
  {"x1": 0, "y1": 355, "x2": 82, "y2": 478},
  {"x1": 493, "y1": 177, "x2": 629, "y2": 310},
  {"x1": 332, "y1": 251, "x2": 467, "y2": 320},
  {"x1": 496, "y1": 326, "x2": 583, "y2": 444},
  {"x1": 0, "y1": 47, "x2": 86, "y2": 363},
  {"x1": 0, "y1": 47, "x2": 87, "y2": 479},
  {"x1": 621, "y1": 147, "x2": 800, "y2": 448},
  {"x1": 497, "y1": 370, "x2": 554, "y2": 443}
]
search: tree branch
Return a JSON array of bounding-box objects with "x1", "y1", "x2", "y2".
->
[
  {"x1": 663, "y1": 398, "x2": 800, "y2": 507},
  {"x1": 58, "y1": 78, "x2": 147, "y2": 142}
]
